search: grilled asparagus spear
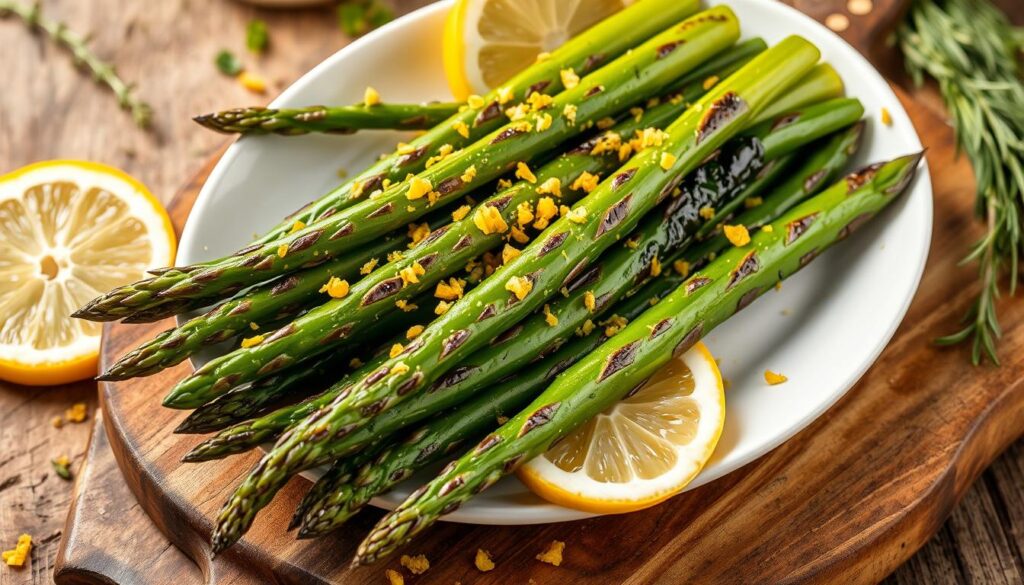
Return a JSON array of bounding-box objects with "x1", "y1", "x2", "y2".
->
[
  {"x1": 193, "y1": 102, "x2": 463, "y2": 136},
  {"x1": 75, "y1": 1, "x2": 717, "y2": 323},
  {"x1": 355, "y1": 152, "x2": 924, "y2": 564},
  {"x1": 208, "y1": 36, "x2": 820, "y2": 554}
]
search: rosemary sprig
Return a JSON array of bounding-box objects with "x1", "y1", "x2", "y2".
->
[
  {"x1": 0, "y1": 1, "x2": 152, "y2": 128},
  {"x1": 898, "y1": 0, "x2": 1024, "y2": 365}
]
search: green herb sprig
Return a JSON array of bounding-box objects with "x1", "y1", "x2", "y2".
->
[
  {"x1": 0, "y1": 0, "x2": 152, "y2": 128},
  {"x1": 898, "y1": 0, "x2": 1024, "y2": 364}
]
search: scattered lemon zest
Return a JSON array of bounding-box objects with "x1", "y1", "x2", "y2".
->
[
  {"x1": 391, "y1": 362, "x2": 410, "y2": 375},
  {"x1": 400, "y1": 554, "x2": 430, "y2": 575},
  {"x1": 584, "y1": 291, "x2": 596, "y2": 312},
  {"x1": 571, "y1": 171, "x2": 600, "y2": 193},
  {"x1": 461, "y1": 165, "x2": 477, "y2": 183},
  {"x1": 562, "y1": 103, "x2": 578, "y2": 125},
  {"x1": 475, "y1": 549, "x2": 495, "y2": 572},
  {"x1": 467, "y1": 94, "x2": 485, "y2": 109},
  {"x1": 399, "y1": 262, "x2": 426, "y2": 286},
  {"x1": 496, "y1": 86, "x2": 514, "y2": 104},
  {"x1": 509, "y1": 226, "x2": 530, "y2": 244},
  {"x1": 502, "y1": 244, "x2": 521, "y2": 264},
  {"x1": 406, "y1": 177, "x2": 433, "y2": 200},
  {"x1": 385, "y1": 569, "x2": 404, "y2": 585},
  {"x1": 536, "y1": 177, "x2": 561, "y2": 197},
  {"x1": 651, "y1": 255, "x2": 662, "y2": 277},
  {"x1": 453, "y1": 120, "x2": 470, "y2": 139},
  {"x1": 319, "y1": 276, "x2": 350, "y2": 298},
  {"x1": 536, "y1": 540, "x2": 565, "y2": 566},
  {"x1": 516, "y1": 201, "x2": 535, "y2": 226},
  {"x1": 566, "y1": 207, "x2": 587, "y2": 224},
  {"x1": 406, "y1": 325, "x2": 424, "y2": 340},
  {"x1": 363, "y1": 86, "x2": 381, "y2": 106},
  {"x1": 515, "y1": 162, "x2": 537, "y2": 184},
  {"x1": 240, "y1": 334, "x2": 264, "y2": 348},
  {"x1": 2, "y1": 534, "x2": 32, "y2": 567},
  {"x1": 673, "y1": 260, "x2": 690, "y2": 277},
  {"x1": 435, "y1": 278, "x2": 466, "y2": 301},
  {"x1": 277, "y1": 244, "x2": 288, "y2": 258},
  {"x1": 578, "y1": 319, "x2": 595, "y2": 336},
  {"x1": 497, "y1": 178, "x2": 513, "y2": 190},
  {"x1": 543, "y1": 304, "x2": 558, "y2": 327},
  {"x1": 505, "y1": 275, "x2": 533, "y2": 300},
  {"x1": 723, "y1": 224, "x2": 751, "y2": 247},
  {"x1": 390, "y1": 343, "x2": 405, "y2": 358},
  {"x1": 698, "y1": 206, "x2": 715, "y2": 220},
  {"x1": 473, "y1": 206, "x2": 509, "y2": 235},
  {"x1": 288, "y1": 220, "x2": 306, "y2": 234},
  {"x1": 761, "y1": 224, "x2": 774, "y2": 233},
  {"x1": 65, "y1": 402, "x2": 88, "y2": 423},
  {"x1": 434, "y1": 300, "x2": 452, "y2": 315},
  {"x1": 881, "y1": 107, "x2": 893, "y2": 126},
  {"x1": 764, "y1": 370, "x2": 788, "y2": 385},
  {"x1": 660, "y1": 151, "x2": 678, "y2": 171},
  {"x1": 51, "y1": 416, "x2": 63, "y2": 429},
  {"x1": 360, "y1": 258, "x2": 379, "y2": 275},
  {"x1": 603, "y1": 315, "x2": 628, "y2": 337},
  {"x1": 395, "y1": 299, "x2": 417, "y2": 312},
  {"x1": 407, "y1": 222, "x2": 431, "y2": 247},
  {"x1": 533, "y1": 197, "x2": 558, "y2": 230},
  {"x1": 703, "y1": 75, "x2": 720, "y2": 90}
]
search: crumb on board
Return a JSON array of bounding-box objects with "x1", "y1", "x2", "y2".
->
[
  {"x1": 400, "y1": 554, "x2": 429, "y2": 575},
  {"x1": 475, "y1": 549, "x2": 495, "y2": 572},
  {"x1": 536, "y1": 540, "x2": 565, "y2": 566},
  {"x1": 2, "y1": 534, "x2": 32, "y2": 567},
  {"x1": 65, "y1": 403, "x2": 88, "y2": 423},
  {"x1": 825, "y1": 13, "x2": 850, "y2": 32},
  {"x1": 384, "y1": 568, "x2": 403, "y2": 585}
]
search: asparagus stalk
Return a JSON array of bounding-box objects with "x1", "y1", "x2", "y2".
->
[
  {"x1": 193, "y1": 102, "x2": 463, "y2": 136},
  {"x1": 181, "y1": 133, "x2": 765, "y2": 461},
  {"x1": 355, "y1": 152, "x2": 924, "y2": 564},
  {"x1": 293, "y1": 254, "x2": 684, "y2": 538},
  {"x1": 74, "y1": 5, "x2": 736, "y2": 323},
  {"x1": 163, "y1": 35, "x2": 763, "y2": 409},
  {"x1": 173, "y1": 293, "x2": 437, "y2": 434},
  {"x1": 181, "y1": 89, "x2": 856, "y2": 460},
  {"x1": 687, "y1": 119, "x2": 866, "y2": 265},
  {"x1": 101, "y1": 227, "x2": 413, "y2": 380},
  {"x1": 209, "y1": 36, "x2": 820, "y2": 554},
  {"x1": 243, "y1": 0, "x2": 702, "y2": 245}
]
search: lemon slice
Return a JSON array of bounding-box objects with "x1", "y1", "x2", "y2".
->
[
  {"x1": 518, "y1": 342, "x2": 724, "y2": 514},
  {"x1": 0, "y1": 160, "x2": 175, "y2": 386},
  {"x1": 443, "y1": 0, "x2": 630, "y2": 100}
]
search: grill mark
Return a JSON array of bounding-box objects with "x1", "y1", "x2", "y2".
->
[
  {"x1": 491, "y1": 128, "x2": 526, "y2": 144},
  {"x1": 771, "y1": 112, "x2": 800, "y2": 131},
  {"x1": 398, "y1": 372, "x2": 423, "y2": 396},
  {"x1": 452, "y1": 235, "x2": 473, "y2": 251},
  {"x1": 235, "y1": 243, "x2": 261, "y2": 256},
  {"x1": 329, "y1": 223, "x2": 354, "y2": 240},
  {"x1": 611, "y1": 168, "x2": 637, "y2": 190},
  {"x1": 440, "y1": 329, "x2": 471, "y2": 359},
  {"x1": 487, "y1": 194, "x2": 514, "y2": 211},
  {"x1": 193, "y1": 269, "x2": 223, "y2": 283},
  {"x1": 673, "y1": 324, "x2": 703, "y2": 357},
  {"x1": 566, "y1": 265, "x2": 601, "y2": 295},
  {"x1": 202, "y1": 330, "x2": 234, "y2": 345},
  {"x1": 364, "y1": 366, "x2": 390, "y2": 386},
  {"x1": 562, "y1": 259, "x2": 589, "y2": 289},
  {"x1": 264, "y1": 323, "x2": 296, "y2": 344},
  {"x1": 400, "y1": 114, "x2": 428, "y2": 127},
  {"x1": 539, "y1": 232, "x2": 569, "y2": 256},
  {"x1": 397, "y1": 146, "x2": 428, "y2": 166},
  {"x1": 361, "y1": 277, "x2": 403, "y2": 306},
  {"x1": 800, "y1": 249, "x2": 819, "y2": 267},
  {"x1": 319, "y1": 323, "x2": 353, "y2": 345},
  {"x1": 257, "y1": 355, "x2": 293, "y2": 376},
  {"x1": 159, "y1": 335, "x2": 185, "y2": 350},
  {"x1": 686, "y1": 277, "x2": 712, "y2": 294},
  {"x1": 696, "y1": 92, "x2": 748, "y2": 145},
  {"x1": 211, "y1": 374, "x2": 241, "y2": 393},
  {"x1": 596, "y1": 194, "x2": 633, "y2": 238},
  {"x1": 253, "y1": 256, "x2": 275, "y2": 270},
  {"x1": 728, "y1": 251, "x2": 760, "y2": 289},
  {"x1": 414, "y1": 443, "x2": 439, "y2": 464},
  {"x1": 491, "y1": 324, "x2": 522, "y2": 346},
  {"x1": 317, "y1": 208, "x2": 337, "y2": 221},
  {"x1": 517, "y1": 403, "x2": 560, "y2": 438},
  {"x1": 418, "y1": 253, "x2": 440, "y2": 270},
  {"x1": 546, "y1": 357, "x2": 575, "y2": 380},
  {"x1": 737, "y1": 288, "x2": 762, "y2": 311},
  {"x1": 846, "y1": 163, "x2": 883, "y2": 192},
  {"x1": 474, "y1": 101, "x2": 502, "y2": 125},
  {"x1": 422, "y1": 225, "x2": 449, "y2": 245},
  {"x1": 803, "y1": 169, "x2": 828, "y2": 194},
  {"x1": 657, "y1": 41, "x2": 683, "y2": 58},
  {"x1": 599, "y1": 341, "x2": 640, "y2": 381},
  {"x1": 431, "y1": 365, "x2": 478, "y2": 391},
  {"x1": 650, "y1": 318, "x2": 673, "y2": 339},
  {"x1": 438, "y1": 475, "x2": 465, "y2": 497},
  {"x1": 477, "y1": 304, "x2": 496, "y2": 321},
  {"x1": 786, "y1": 213, "x2": 819, "y2": 245},
  {"x1": 228, "y1": 300, "x2": 252, "y2": 316},
  {"x1": 840, "y1": 212, "x2": 875, "y2": 240},
  {"x1": 271, "y1": 276, "x2": 299, "y2": 296},
  {"x1": 288, "y1": 229, "x2": 323, "y2": 254},
  {"x1": 367, "y1": 203, "x2": 394, "y2": 219},
  {"x1": 527, "y1": 79, "x2": 551, "y2": 96},
  {"x1": 474, "y1": 434, "x2": 502, "y2": 455},
  {"x1": 436, "y1": 176, "x2": 463, "y2": 195},
  {"x1": 584, "y1": 85, "x2": 604, "y2": 98},
  {"x1": 360, "y1": 399, "x2": 388, "y2": 417},
  {"x1": 582, "y1": 53, "x2": 605, "y2": 73}
]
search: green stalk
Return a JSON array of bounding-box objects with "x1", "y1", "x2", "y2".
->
[
  {"x1": 209, "y1": 36, "x2": 820, "y2": 555},
  {"x1": 75, "y1": 4, "x2": 734, "y2": 323},
  {"x1": 355, "y1": 152, "x2": 924, "y2": 564},
  {"x1": 193, "y1": 102, "x2": 463, "y2": 136},
  {"x1": 164, "y1": 30, "x2": 759, "y2": 409}
]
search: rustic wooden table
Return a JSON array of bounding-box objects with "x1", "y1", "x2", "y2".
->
[{"x1": 0, "y1": 1, "x2": 1021, "y2": 583}]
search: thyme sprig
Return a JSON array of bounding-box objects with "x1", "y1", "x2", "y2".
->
[
  {"x1": 898, "y1": 0, "x2": 1024, "y2": 364},
  {"x1": 0, "y1": 1, "x2": 152, "y2": 128}
]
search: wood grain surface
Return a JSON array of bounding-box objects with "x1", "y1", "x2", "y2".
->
[{"x1": 0, "y1": 0, "x2": 1021, "y2": 583}]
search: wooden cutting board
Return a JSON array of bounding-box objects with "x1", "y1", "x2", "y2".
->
[{"x1": 54, "y1": 1, "x2": 1024, "y2": 583}]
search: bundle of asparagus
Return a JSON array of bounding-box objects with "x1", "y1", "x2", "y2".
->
[{"x1": 77, "y1": 0, "x2": 923, "y2": 564}]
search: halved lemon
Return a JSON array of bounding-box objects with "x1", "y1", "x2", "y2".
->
[
  {"x1": 0, "y1": 160, "x2": 175, "y2": 386},
  {"x1": 443, "y1": 0, "x2": 631, "y2": 100},
  {"x1": 518, "y1": 342, "x2": 724, "y2": 514}
]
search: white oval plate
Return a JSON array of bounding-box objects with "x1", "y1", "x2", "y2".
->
[{"x1": 178, "y1": 0, "x2": 931, "y2": 525}]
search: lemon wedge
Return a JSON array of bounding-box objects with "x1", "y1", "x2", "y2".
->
[
  {"x1": 443, "y1": 0, "x2": 630, "y2": 100},
  {"x1": 518, "y1": 342, "x2": 725, "y2": 514},
  {"x1": 0, "y1": 160, "x2": 175, "y2": 385}
]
